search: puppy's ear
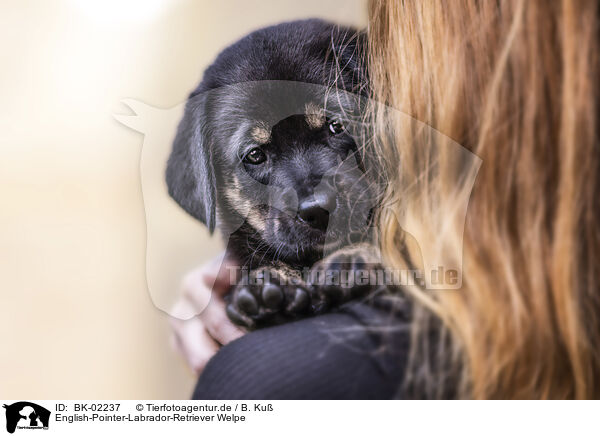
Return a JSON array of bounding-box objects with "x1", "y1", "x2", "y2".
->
[{"x1": 166, "y1": 95, "x2": 216, "y2": 233}]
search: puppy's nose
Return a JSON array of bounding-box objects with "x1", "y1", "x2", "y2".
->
[{"x1": 298, "y1": 192, "x2": 336, "y2": 231}]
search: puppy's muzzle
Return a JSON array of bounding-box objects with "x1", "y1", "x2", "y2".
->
[{"x1": 297, "y1": 191, "x2": 336, "y2": 231}]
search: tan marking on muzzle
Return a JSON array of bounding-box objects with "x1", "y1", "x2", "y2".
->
[{"x1": 224, "y1": 176, "x2": 266, "y2": 234}]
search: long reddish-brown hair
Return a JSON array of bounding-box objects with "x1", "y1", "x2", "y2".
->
[{"x1": 367, "y1": 0, "x2": 600, "y2": 398}]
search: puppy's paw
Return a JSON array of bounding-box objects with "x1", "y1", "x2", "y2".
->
[
  {"x1": 226, "y1": 267, "x2": 311, "y2": 329},
  {"x1": 308, "y1": 243, "x2": 383, "y2": 312}
]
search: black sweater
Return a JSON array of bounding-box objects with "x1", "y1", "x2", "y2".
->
[{"x1": 193, "y1": 297, "x2": 411, "y2": 400}]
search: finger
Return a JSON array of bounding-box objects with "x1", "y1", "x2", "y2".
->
[
  {"x1": 203, "y1": 255, "x2": 238, "y2": 297},
  {"x1": 169, "y1": 315, "x2": 219, "y2": 375},
  {"x1": 200, "y1": 296, "x2": 246, "y2": 345},
  {"x1": 180, "y1": 255, "x2": 234, "y2": 313},
  {"x1": 179, "y1": 271, "x2": 212, "y2": 315}
]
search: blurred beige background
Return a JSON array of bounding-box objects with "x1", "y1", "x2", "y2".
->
[{"x1": 0, "y1": 0, "x2": 366, "y2": 399}]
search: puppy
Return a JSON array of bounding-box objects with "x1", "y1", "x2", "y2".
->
[{"x1": 167, "y1": 19, "x2": 381, "y2": 328}]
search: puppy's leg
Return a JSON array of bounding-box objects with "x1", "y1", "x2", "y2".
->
[
  {"x1": 226, "y1": 245, "x2": 388, "y2": 328},
  {"x1": 226, "y1": 264, "x2": 311, "y2": 329},
  {"x1": 307, "y1": 243, "x2": 385, "y2": 313}
]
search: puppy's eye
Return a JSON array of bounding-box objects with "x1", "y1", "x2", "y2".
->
[
  {"x1": 243, "y1": 148, "x2": 267, "y2": 165},
  {"x1": 328, "y1": 119, "x2": 345, "y2": 135}
]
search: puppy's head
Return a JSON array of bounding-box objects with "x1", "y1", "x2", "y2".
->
[{"x1": 167, "y1": 20, "x2": 374, "y2": 263}]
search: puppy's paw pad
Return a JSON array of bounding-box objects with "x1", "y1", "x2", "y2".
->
[
  {"x1": 236, "y1": 287, "x2": 259, "y2": 315},
  {"x1": 285, "y1": 287, "x2": 310, "y2": 314},
  {"x1": 261, "y1": 284, "x2": 283, "y2": 309},
  {"x1": 226, "y1": 303, "x2": 255, "y2": 328}
]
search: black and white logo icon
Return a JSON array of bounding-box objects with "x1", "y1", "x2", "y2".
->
[{"x1": 2, "y1": 402, "x2": 50, "y2": 434}]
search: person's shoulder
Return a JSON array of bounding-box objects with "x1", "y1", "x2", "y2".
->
[{"x1": 193, "y1": 308, "x2": 410, "y2": 400}]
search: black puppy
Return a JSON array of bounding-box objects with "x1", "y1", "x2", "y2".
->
[{"x1": 167, "y1": 19, "x2": 380, "y2": 328}]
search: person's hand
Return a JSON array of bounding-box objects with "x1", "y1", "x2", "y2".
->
[{"x1": 169, "y1": 253, "x2": 245, "y2": 375}]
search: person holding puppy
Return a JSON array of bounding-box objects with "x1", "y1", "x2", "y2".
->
[{"x1": 173, "y1": 0, "x2": 600, "y2": 399}]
